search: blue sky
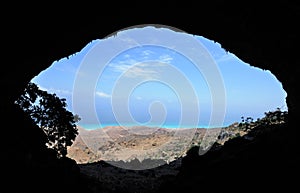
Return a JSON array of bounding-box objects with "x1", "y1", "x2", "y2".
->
[{"x1": 31, "y1": 26, "x2": 287, "y2": 129}]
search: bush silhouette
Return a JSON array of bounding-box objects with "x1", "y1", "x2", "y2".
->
[
  {"x1": 15, "y1": 82, "x2": 80, "y2": 158},
  {"x1": 238, "y1": 107, "x2": 288, "y2": 131}
]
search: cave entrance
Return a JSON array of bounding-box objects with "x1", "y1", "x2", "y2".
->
[{"x1": 18, "y1": 24, "x2": 288, "y2": 170}]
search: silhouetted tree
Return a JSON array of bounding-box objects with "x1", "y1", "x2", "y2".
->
[
  {"x1": 15, "y1": 82, "x2": 79, "y2": 158},
  {"x1": 261, "y1": 107, "x2": 288, "y2": 125},
  {"x1": 239, "y1": 107, "x2": 288, "y2": 131}
]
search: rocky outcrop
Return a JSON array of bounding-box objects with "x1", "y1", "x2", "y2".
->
[{"x1": 158, "y1": 122, "x2": 297, "y2": 193}]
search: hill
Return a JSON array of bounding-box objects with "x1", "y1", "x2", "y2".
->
[{"x1": 67, "y1": 124, "x2": 242, "y2": 165}]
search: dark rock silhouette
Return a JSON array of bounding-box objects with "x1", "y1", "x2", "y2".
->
[
  {"x1": 3, "y1": 106, "x2": 91, "y2": 193},
  {"x1": 2, "y1": 1, "x2": 300, "y2": 193},
  {"x1": 160, "y1": 123, "x2": 295, "y2": 193}
]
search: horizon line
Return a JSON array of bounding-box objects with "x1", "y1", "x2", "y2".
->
[{"x1": 77, "y1": 122, "x2": 235, "y2": 130}]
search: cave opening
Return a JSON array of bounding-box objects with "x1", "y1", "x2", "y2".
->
[
  {"x1": 5, "y1": 2, "x2": 300, "y2": 192},
  {"x1": 29, "y1": 25, "x2": 288, "y2": 129},
  {"x1": 10, "y1": 22, "x2": 294, "y2": 193},
  {"x1": 16, "y1": 25, "x2": 288, "y2": 170}
]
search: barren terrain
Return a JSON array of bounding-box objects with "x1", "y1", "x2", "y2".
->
[{"x1": 67, "y1": 125, "x2": 225, "y2": 164}]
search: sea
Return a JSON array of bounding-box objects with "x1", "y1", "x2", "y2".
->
[{"x1": 78, "y1": 122, "x2": 231, "y2": 130}]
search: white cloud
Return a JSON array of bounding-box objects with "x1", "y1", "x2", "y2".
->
[
  {"x1": 109, "y1": 59, "x2": 168, "y2": 80},
  {"x1": 36, "y1": 85, "x2": 72, "y2": 96},
  {"x1": 96, "y1": 91, "x2": 111, "y2": 98},
  {"x1": 118, "y1": 36, "x2": 138, "y2": 45},
  {"x1": 123, "y1": 63, "x2": 159, "y2": 79},
  {"x1": 159, "y1": 54, "x2": 173, "y2": 63},
  {"x1": 51, "y1": 89, "x2": 72, "y2": 95},
  {"x1": 109, "y1": 63, "x2": 132, "y2": 73},
  {"x1": 124, "y1": 54, "x2": 131, "y2": 58},
  {"x1": 108, "y1": 59, "x2": 139, "y2": 71},
  {"x1": 142, "y1": 50, "x2": 155, "y2": 56},
  {"x1": 122, "y1": 62, "x2": 169, "y2": 80}
]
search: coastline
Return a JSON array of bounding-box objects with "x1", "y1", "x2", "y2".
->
[{"x1": 78, "y1": 123, "x2": 230, "y2": 130}]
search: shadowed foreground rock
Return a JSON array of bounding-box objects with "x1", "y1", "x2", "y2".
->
[{"x1": 158, "y1": 122, "x2": 298, "y2": 193}]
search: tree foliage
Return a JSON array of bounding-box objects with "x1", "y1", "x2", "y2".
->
[
  {"x1": 239, "y1": 107, "x2": 288, "y2": 131},
  {"x1": 15, "y1": 82, "x2": 80, "y2": 158}
]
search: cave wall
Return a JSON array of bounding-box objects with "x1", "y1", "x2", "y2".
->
[
  {"x1": 2, "y1": 1, "x2": 299, "y2": 192},
  {"x1": 4, "y1": 2, "x2": 299, "y2": 114}
]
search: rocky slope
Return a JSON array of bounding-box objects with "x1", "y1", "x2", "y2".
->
[
  {"x1": 67, "y1": 126, "x2": 219, "y2": 164},
  {"x1": 67, "y1": 120, "x2": 286, "y2": 193}
]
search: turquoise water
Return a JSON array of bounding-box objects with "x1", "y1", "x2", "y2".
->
[{"x1": 78, "y1": 123, "x2": 230, "y2": 130}]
